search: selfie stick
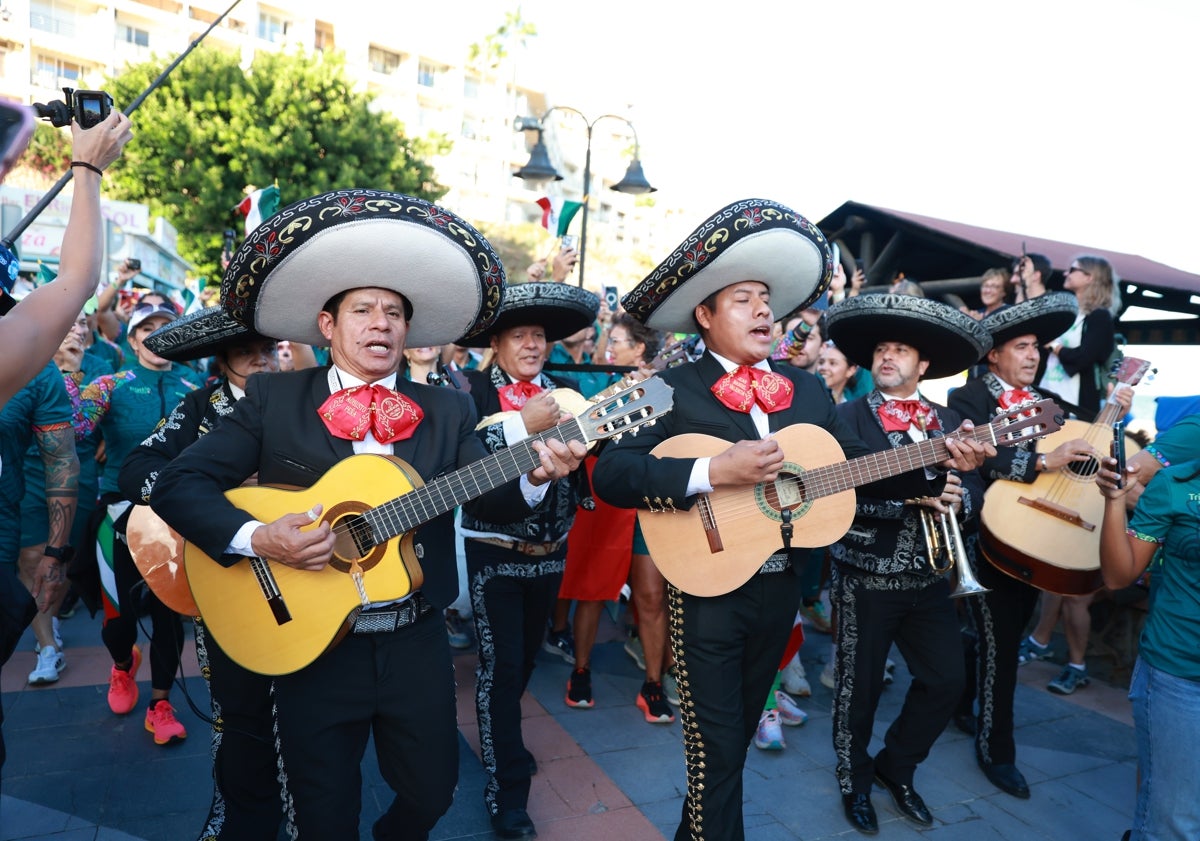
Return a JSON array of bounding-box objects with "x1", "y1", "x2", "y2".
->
[{"x1": 0, "y1": 0, "x2": 244, "y2": 252}]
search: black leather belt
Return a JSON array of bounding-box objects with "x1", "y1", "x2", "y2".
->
[{"x1": 351, "y1": 592, "x2": 433, "y2": 634}]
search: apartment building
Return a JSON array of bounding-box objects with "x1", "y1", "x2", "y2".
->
[{"x1": 0, "y1": 0, "x2": 661, "y2": 285}]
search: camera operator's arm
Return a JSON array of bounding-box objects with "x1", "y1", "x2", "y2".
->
[{"x1": 0, "y1": 111, "x2": 132, "y2": 407}]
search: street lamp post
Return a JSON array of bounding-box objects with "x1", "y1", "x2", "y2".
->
[{"x1": 514, "y1": 106, "x2": 655, "y2": 287}]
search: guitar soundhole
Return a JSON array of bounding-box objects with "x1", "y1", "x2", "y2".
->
[
  {"x1": 1065, "y1": 454, "x2": 1101, "y2": 481},
  {"x1": 760, "y1": 471, "x2": 808, "y2": 516},
  {"x1": 324, "y1": 503, "x2": 385, "y2": 574}
]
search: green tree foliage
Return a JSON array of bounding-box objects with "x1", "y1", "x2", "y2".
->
[
  {"x1": 22, "y1": 123, "x2": 72, "y2": 178},
  {"x1": 103, "y1": 47, "x2": 447, "y2": 280}
]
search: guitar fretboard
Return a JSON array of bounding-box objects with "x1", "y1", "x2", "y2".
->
[
  {"x1": 799, "y1": 424, "x2": 998, "y2": 500},
  {"x1": 360, "y1": 421, "x2": 587, "y2": 544}
]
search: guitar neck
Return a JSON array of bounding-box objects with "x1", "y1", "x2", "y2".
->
[
  {"x1": 802, "y1": 426, "x2": 991, "y2": 500},
  {"x1": 364, "y1": 421, "x2": 586, "y2": 543}
]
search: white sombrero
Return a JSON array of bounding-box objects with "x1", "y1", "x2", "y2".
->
[
  {"x1": 621, "y1": 198, "x2": 832, "y2": 334},
  {"x1": 221, "y1": 189, "x2": 506, "y2": 347}
]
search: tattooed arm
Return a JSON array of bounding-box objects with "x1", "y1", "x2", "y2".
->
[{"x1": 31, "y1": 423, "x2": 80, "y2": 611}]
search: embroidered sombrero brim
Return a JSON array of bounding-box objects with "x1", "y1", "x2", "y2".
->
[
  {"x1": 621, "y1": 198, "x2": 832, "y2": 334},
  {"x1": 827, "y1": 293, "x2": 993, "y2": 379},
  {"x1": 457, "y1": 281, "x2": 599, "y2": 348},
  {"x1": 143, "y1": 306, "x2": 274, "y2": 362},
  {"x1": 221, "y1": 190, "x2": 506, "y2": 348},
  {"x1": 982, "y1": 292, "x2": 1078, "y2": 350}
]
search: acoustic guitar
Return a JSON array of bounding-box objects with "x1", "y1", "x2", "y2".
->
[
  {"x1": 640, "y1": 399, "x2": 1063, "y2": 597},
  {"x1": 181, "y1": 377, "x2": 674, "y2": 675},
  {"x1": 127, "y1": 504, "x2": 199, "y2": 616},
  {"x1": 978, "y1": 357, "x2": 1152, "y2": 595}
]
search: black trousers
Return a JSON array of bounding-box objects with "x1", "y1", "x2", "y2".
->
[
  {"x1": 959, "y1": 540, "x2": 1040, "y2": 766},
  {"x1": 100, "y1": 522, "x2": 183, "y2": 693},
  {"x1": 466, "y1": 539, "x2": 564, "y2": 816},
  {"x1": 670, "y1": 566, "x2": 801, "y2": 841},
  {"x1": 194, "y1": 618, "x2": 284, "y2": 840},
  {"x1": 272, "y1": 608, "x2": 457, "y2": 841},
  {"x1": 830, "y1": 566, "x2": 964, "y2": 794}
]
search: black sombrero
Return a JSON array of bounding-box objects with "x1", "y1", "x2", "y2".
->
[
  {"x1": 826, "y1": 293, "x2": 993, "y2": 379},
  {"x1": 220, "y1": 189, "x2": 506, "y2": 347},
  {"x1": 621, "y1": 198, "x2": 832, "y2": 334},
  {"x1": 144, "y1": 306, "x2": 275, "y2": 362},
  {"x1": 982, "y1": 292, "x2": 1078, "y2": 350},
  {"x1": 457, "y1": 281, "x2": 599, "y2": 348}
]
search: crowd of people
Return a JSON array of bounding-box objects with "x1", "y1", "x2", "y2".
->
[{"x1": 0, "y1": 105, "x2": 1187, "y2": 841}]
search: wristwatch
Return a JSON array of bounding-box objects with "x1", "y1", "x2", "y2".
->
[
  {"x1": 43, "y1": 544, "x2": 75, "y2": 563},
  {"x1": 1038, "y1": 454, "x2": 1048, "y2": 472}
]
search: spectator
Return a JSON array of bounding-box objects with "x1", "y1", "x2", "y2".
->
[
  {"x1": 1097, "y1": 453, "x2": 1200, "y2": 841},
  {"x1": 1010, "y1": 253, "x2": 1052, "y2": 303},
  {"x1": 74, "y1": 301, "x2": 200, "y2": 745},
  {"x1": 964, "y1": 268, "x2": 1012, "y2": 320},
  {"x1": 1040, "y1": 254, "x2": 1119, "y2": 418},
  {"x1": 818, "y1": 339, "x2": 861, "y2": 405}
]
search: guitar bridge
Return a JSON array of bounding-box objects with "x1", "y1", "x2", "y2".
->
[
  {"x1": 250, "y1": 557, "x2": 292, "y2": 626},
  {"x1": 1018, "y1": 496, "x2": 1097, "y2": 532},
  {"x1": 696, "y1": 494, "x2": 724, "y2": 554}
]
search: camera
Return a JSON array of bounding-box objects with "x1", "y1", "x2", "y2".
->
[
  {"x1": 33, "y1": 88, "x2": 113, "y2": 129},
  {"x1": 124, "y1": 258, "x2": 141, "y2": 272}
]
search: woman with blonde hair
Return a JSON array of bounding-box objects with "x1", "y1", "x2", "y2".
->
[{"x1": 1038, "y1": 254, "x2": 1119, "y2": 418}]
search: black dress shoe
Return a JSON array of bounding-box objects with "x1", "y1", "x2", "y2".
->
[
  {"x1": 979, "y1": 760, "x2": 1031, "y2": 799},
  {"x1": 953, "y1": 711, "x2": 977, "y2": 736},
  {"x1": 873, "y1": 769, "x2": 933, "y2": 825},
  {"x1": 841, "y1": 792, "x2": 879, "y2": 834},
  {"x1": 491, "y1": 807, "x2": 537, "y2": 839}
]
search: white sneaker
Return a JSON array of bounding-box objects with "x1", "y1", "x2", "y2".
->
[
  {"x1": 820, "y1": 660, "x2": 836, "y2": 690},
  {"x1": 773, "y1": 690, "x2": 809, "y2": 727},
  {"x1": 34, "y1": 616, "x2": 64, "y2": 654},
  {"x1": 624, "y1": 634, "x2": 646, "y2": 670},
  {"x1": 753, "y1": 709, "x2": 786, "y2": 750},
  {"x1": 28, "y1": 646, "x2": 65, "y2": 685},
  {"x1": 780, "y1": 652, "x2": 812, "y2": 697}
]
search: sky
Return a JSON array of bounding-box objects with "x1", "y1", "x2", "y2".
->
[
  {"x1": 445, "y1": 0, "x2": 1197, "y2": 428},
  {"x1": 451, "y1": 0, "x2": 1200, "y2": 276}
]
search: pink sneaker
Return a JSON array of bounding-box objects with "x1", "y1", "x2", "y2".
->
[
  {"x1": 144, "y1": 700, "x2": 188, "y2": 745},
  {"x1": 107, "y1": 645, "x2": 142, "y2": 715}
]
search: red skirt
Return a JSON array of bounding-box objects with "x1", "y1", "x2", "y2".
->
[{"x1": 559, "y1": 455, "x2": 637, "y2": 601}]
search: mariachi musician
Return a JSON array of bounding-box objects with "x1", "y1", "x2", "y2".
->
[
  {"x1": 455, "y1": 280, "x2": 598, "y2": 841},
  {"x1": 150, "y1": 190, "x2": 585, "y2": 841},
  {"x1": 591, "y1": 199, "x2": 990, "y2": 841},
  {"x1": 824, "y1": 293, "x2": 992, "y2": 834},
  {"x1": 947, "y1": 292, "x2": 1103, "y2": 798}
]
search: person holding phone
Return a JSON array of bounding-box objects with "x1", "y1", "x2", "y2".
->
[{"x1": 1097, "y1": 453, "x2": 1200, "y2": 841}]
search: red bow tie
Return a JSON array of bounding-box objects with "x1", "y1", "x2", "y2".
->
[
  {"x1": 998, "y1": 388, "x2": 1034, "y2": 410},
  {"x1": 711, "y1": 365, "x2": 794, "y2": 414},
  {"x1": 877, "y1": 399, "x2": 941, "y2": 433},
  {"x1": 498, "y1": 380, "x2": 543, "y2": 411},
  {"x1": 318, "y1": 384, "x2": 423, "y2": 444}
]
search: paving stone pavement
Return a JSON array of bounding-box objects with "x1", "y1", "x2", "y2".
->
[{"x1": 1, "y1": 606, "x2": 1136, "y2": 840}]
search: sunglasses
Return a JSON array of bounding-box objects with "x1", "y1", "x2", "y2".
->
[{"x1": 1066, "y1": 266, "x2": 1090, "y2": 276}]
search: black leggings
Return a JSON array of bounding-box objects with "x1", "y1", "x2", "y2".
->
[{"x1": 100, "y1": 519, "x2": 183, "y2": 693}]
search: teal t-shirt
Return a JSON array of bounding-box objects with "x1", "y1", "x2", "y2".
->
[{"x1": 1127, "y1": 459, "x2": 1200, "y2": 681}]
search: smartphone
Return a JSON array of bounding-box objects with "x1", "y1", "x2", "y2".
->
[
  {"x1": 603, "y1": 285, "x2": 619, "y2": 312},
  {"x1": 854, "y1": 258, "x2": 865, "y2": 274},
  {"x1": 0, "y1": 99, "x2": 35, "y2": 183},
  {"x1": 561, "y1": 234, "x2": 578, "y2": 252},
  {"x1": 1111, "y1": 420, "x2": 1127, "y2": 489}
]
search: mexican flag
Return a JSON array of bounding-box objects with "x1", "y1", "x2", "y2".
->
[
  {"x1": 535, "y1": 196, "x2": 585, "y2": 238},
  {"x1": 236, "y1": 185, "x2": 282, "y2": 237}
]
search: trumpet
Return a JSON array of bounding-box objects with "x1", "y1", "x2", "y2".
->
[{"x1": 910, "y1": 501, "x2": 990, "y2": 599}]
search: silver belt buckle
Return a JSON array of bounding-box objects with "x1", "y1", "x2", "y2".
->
[{"x1": 353, "y1": 609, "x2": 400, "y2": 634}]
